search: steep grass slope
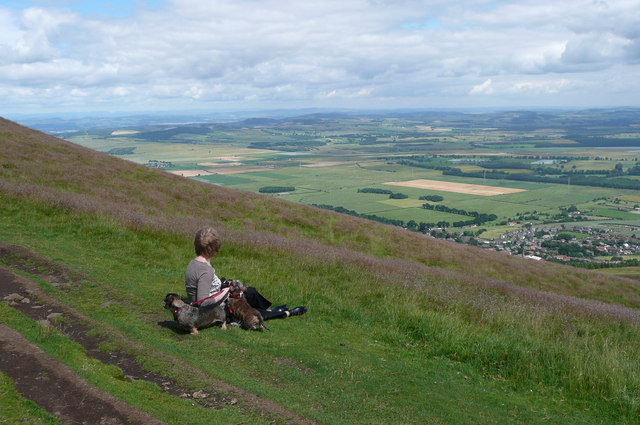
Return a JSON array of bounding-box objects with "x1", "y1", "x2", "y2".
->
[{"x1": 1, "y1": 117, "x2": 640, "y2": 424}]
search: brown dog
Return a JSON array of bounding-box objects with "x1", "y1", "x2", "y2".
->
[
  {"x1": 227, "y1": 281, "x2": 267, "y2": 331},
  {"x1": 163, "y1": 293, "x2": 227, "y2": 335}
]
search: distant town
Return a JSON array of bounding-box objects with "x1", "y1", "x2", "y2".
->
[{"x1": 445, "y1": 223, "x2": 640, "y2": 268}]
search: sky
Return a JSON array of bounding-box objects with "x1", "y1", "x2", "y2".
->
[{"x1": 1, "y1": 0, "x2": 639, "y2": 117}]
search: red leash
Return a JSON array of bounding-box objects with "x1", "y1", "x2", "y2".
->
[
  {"x1": 191, "y1": 287, "x2": 229, "y2": 306},
  {"x1": 174, "y1": 287, "x2": 230, "y2": 313}
]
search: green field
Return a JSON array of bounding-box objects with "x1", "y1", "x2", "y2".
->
[{"x1": 64, "y1": 111, "x2": 640, "y2": 238}]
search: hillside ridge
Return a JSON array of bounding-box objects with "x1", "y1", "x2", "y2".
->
[
  {"x1": 1, "y1": 116, "x2": 638, "y2": 309},
  {"x1": 2, "y1": 117, "x2": 640, "y2": 424}
]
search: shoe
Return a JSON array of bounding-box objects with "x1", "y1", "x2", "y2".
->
[
  {"x1": 288, "y1": 306, "x2": 307, "y2": 316},
  {"x1": 272, "y1": 304, "x2": 288, "y2": 312}
]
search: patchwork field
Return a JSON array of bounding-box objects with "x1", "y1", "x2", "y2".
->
[
  {"x1": 383, "y1": 179, "x2": 528, "y2": 196},
  {"x1": 59, "y1": 110, "x2": 640, "y2": 239}
]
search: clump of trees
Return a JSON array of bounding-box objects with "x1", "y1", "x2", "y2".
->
[
  {"x1": 389, "y1": 192, "x2": 408, "y2": 199},
  {"x1": 357, "y1": 188, "x2": 407, "y2": 199},
  {"x1": 419, "y1": 195, "x2": 444, "y2": 202},
  {"x1": 259, "y1": 186, "x2": 295, "y2": 193},
  {"x1": 358, "y1": 188, "x2": 393, "y2": 194}
]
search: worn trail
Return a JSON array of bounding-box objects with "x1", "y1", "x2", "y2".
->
[{"x1": 0, "y1": 243, "x2": 318, "y2": 425}]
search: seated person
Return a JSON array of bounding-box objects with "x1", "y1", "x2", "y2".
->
[{"x1": 185, "y1": 226, "x2": 307, "y2": 319}]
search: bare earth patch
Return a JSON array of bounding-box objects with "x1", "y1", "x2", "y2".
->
[
  {"x1": 0, "y1": 324, "x2": 166, "y2": 425},
  {"x1": 300, "y1": 161, "x2": 344, "y2": 168},
  {"x1": 111, "y1": 130, "x2": 140, "y2": 135},
  {"x1": 207, "y1": 167, "x2": 274, "y2": 175},
  {"x1": 197, "y1": 161, "x2": 243, "y2": 167},
  {"x1": 169, "y1": 167, "x2": 276, "y2": 176},
  {"x1": 384, "y1": 179, "x2": 527, "y2": 196},
  {"x1": 167, "y1": 169, "x2": 215, "y2": 177}
]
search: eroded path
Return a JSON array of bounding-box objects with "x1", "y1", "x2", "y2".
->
[
  {"x1": 0, "y1": 243, "x2": 317, "y2": 425},
  {"x1": 0, "y1": 323, "x2": 166, "y2": 425}
]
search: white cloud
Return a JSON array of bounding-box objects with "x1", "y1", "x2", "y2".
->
[
  {"x1": 470, "y1": 79, "x2": 493, "y2": 95},
  {"x1": 509, "y1": 79, "x2": 572, "y2": 95},
  {"x1": 0, "y1": 0, "x2": 639, "y2": 115},
  {"x1": 561, "y1": 32, "x2": 631, "y2": 65}
]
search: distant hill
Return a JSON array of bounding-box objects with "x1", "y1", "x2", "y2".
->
[{"x1": 1, "y1": 116, "x2": 639, "y2": 424}]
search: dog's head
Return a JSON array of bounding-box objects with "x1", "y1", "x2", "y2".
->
[
  {"x1": 228, "y1": 280, "x2": 247, "y2": 297},
  {"x1": 163, "y1": 293, "x2": 186, "y2": 310}
]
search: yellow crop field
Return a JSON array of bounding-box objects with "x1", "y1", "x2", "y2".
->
[{"x1": 384, "y1": 179, "x2": 527, "y2": 196}]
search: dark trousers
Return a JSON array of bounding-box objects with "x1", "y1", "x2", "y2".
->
[{"x1": 244, "y1": 287, "x2": 287, "y2": 320}]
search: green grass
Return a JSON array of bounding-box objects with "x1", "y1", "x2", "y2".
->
[
  {"x1": 588, "y1": 206, "x2": 639, "y2": 220},
  {"x1": 196, "y1": 174, "x2": 254, "y2": 185},
  {"x1": 0, "y1": 372, "x2": 62, "y2": 425},
  {"x1": 0, "y1": 305, "x2": 251, "y2": 425},
  {"x1": 1, "y1": 193, "x2": 640, "y2": 424},
  {"x1": 64, "y1": 129, "x2": 640, "y2": 236},
  {"x1": 3, "y1": 119, "x2": 640, "y2": 424},
  {"x1": 217, "y1": 162, "x2": 640, "y2": 231}
]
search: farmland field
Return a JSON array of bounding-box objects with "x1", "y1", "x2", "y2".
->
[
  {"x1": 383, "y1": 179, "x2": 527, "y2": 196},
  {"x1": 59, "y1": 109, "x2": 640, "y2": 241}
]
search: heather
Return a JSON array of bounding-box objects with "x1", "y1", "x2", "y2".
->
[
  {"x1": 2, "y1": 117, "x2": 640, "y2": 423},
  {"x1": 2, "y1": 118, "x2": 637, "y2": 307}
]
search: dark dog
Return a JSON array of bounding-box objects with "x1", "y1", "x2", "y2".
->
[
  {"x1": 163, "y1": 293, "x2": 227, "y2": 335},
  {"x1": 227, "y1": 281, "x2": 267, "y2": 331}
]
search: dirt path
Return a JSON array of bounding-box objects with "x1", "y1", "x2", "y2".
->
[
  {"x1": 0, "y1": 323, "x2": 167, "y2": 425},
  {"x1": 0, "y1": 243, "x2": 318, "y2": 425}
]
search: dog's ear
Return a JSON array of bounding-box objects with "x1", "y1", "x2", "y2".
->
[{"x1": 164, "y1": 293, "x2": 181, "y2": 303}]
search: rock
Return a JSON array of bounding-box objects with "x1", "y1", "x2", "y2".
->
[
  {"x1": 38, "y1": 319, "x2": 51, "y2": 327},
  {"x1": 192, "y1": 390, "x2": 208, "y2": 399},
  {"x1": 46, "y1": 312, "x2": 63, "y2": 320},
  {"x1": 3, "y1": 293, "x2": 24, "y2": 302}
]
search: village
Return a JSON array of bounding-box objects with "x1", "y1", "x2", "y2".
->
[{"x1": 475, "y1": 224, "x2": 640, "y2": 265}]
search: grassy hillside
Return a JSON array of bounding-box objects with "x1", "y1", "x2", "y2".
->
[{"x1": 1, "y1": 117, "x2": 640, "y2": 424}]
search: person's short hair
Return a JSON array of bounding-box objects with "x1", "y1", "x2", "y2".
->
[{"x1": 194, "y1": 226, "x2": 221, "y2": 258}]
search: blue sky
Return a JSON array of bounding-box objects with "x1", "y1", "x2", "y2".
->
[
  {"x1": 4, "y1": 1, "x2": 164, "y2": 17},
  {"x1": 1, "y1": 0, "x2": 639, "y2": 117}
]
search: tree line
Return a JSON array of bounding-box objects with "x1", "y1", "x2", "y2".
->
[
  {"x1": 421, "y1": 203, "x2": 497, "y2": 226},
  {"x1": 357, "y1": 188, "x2": 408, "y2": 199},
  {"x1": 259, "y1": 186, "x2": 295, "y2": 193}
]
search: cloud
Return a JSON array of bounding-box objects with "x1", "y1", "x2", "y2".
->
[
  {"x1": 561, "y1": 33, "x2": 631, "y2": 65},
  {"x1": 509, "y1": 79, "x2": 572, "y2": 95},
  {"x1": 470, "y1": 79, "x2": 493, "y2": 95},
  {"x1": 0, "y1": 0, "x2": 639, "y2": 114}
]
